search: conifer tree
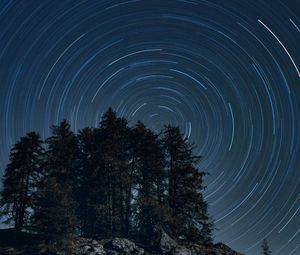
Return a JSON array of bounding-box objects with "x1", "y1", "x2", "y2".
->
[
  {"x1": 124, "y1": 125, "x2": 140, "y2": 237},
  {"x1": 0, "y1": 132, "x2": 43, "y2": 231},
  {"x1": 132, "y1": 122, "x2": 167, "y2": 242},
  {"x1": 77, "y1": 127, "x2": 97, "y2": 237},
  {"x1": 92, "y1": 108, "x2": 131, "y2": 237},
  {"x1": 161, "y1": 125, "x2": 213, "y2": 244},
  {"x1": 261, "y1": 238, "x2": 271, "y2": 255},
  {"x1": 45, "y1": 119, "x2": 79, "y2": 188},
  {"x1": 31, "y1": 177, "x2": 78, "y2": 253},
  {"x1": 31, "y1": 120, "x2": 79, "y2": 249}
]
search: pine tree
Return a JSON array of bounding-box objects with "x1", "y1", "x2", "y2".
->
[
  {"x1": 161, "y1": 125, "x2": 213, "y2": 244},
  {"x1": 0, "y1": 132, "x2": 44, "y2": 231},
  {"x1": 91, "y1": 108, "x2": 131, "y2": 238},
  {"x1": 45, "y1": 119, "x2": 79, "y2": 188},
  {"x1": 124, "y1": 125, "x2": 140, "y2": 237},
  {"x1": 31, "y1": 177, "x2": 78, "y2": 253},
  {"x1": 31, "y1": 120, "x2": 79, "y2": 249},
  {"x1": 132, "y1": 122, "x2": 167, "y2": 243},
  {"x1": 77, "y1": 127, "x2": 97, "y2": 237},
  {"x1": 261, "y1": 238, "x2": 271, "y2": 255},
  {"x1": 115, "y1": 117, "x2": 131, "y2": 237}
]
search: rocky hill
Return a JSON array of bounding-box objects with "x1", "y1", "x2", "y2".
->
[
  {"x1": 0, "y1": 229, "x2": 243, "y2": 255},
  {"x1": 74, "y1": 234, "x2": 243, "y2": 255}
]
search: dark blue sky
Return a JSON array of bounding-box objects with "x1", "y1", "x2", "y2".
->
[{"x1": 0, "y1": 1, "x2": 299, "y2": 254}]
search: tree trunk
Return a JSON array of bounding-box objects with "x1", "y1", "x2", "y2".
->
[{"x1": 125, "y1": 157, "x2": 135, "y2": 236}]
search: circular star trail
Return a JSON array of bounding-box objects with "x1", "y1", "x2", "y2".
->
[{"x1": 0, "y1": 1, "x2": 299, "y2": 254}]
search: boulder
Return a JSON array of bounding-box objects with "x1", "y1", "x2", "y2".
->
[
  {"x1": 103, "y1": 238, "x2": 144, "y2": 255},
  {"x1": 159, "y1": 230, "x2": 178, "y2": 253},
  {"x1": 213, "y1": 243, "x2": 243, "y2": 255},
  {"x1": 173, "y1": 246, "x2": 192, "y2": 255},
  {"x1": 159, "y1": 230, "x2": 192, "y2": 255},
  {"x1": 76, "y1": 238, "x2": 106, "y2": 255}
]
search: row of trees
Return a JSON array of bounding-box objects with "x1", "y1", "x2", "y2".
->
[{"x1": 0, "y1": 108, "x2": 213, "y2": 249}]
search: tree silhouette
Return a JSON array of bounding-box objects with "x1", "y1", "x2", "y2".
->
[
  {"x1": 0, "y1": 132, "x2": 44, "y2": 231},
  {"x1": 31, "y1": 120, "x2": 80, "y2": 250},
  {"x1": 132, "y1": 122, "x2": 166, "y2": 243},
  {"x1": 76, "y1": 127, "x2": 97, "y2": 237},
  {"x1": 96, "y1": 108, "x2": 126, "y2": 237},
  {"x1": 0, "y1": 108, "x2": 214, "y2": 250},
  {"x1": 45, "y1": 119, "x2": 80, "y2": 188},
  {"x1": 31, "y1": 177, "x2": 78, "y2": 253},
  {"x1": 161, "y1": 125, "x2": 213, "y2": 244}
]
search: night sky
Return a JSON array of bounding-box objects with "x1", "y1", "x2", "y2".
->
[{"x1": 0, "y1": 1, "x2": 299, "y2": 254}]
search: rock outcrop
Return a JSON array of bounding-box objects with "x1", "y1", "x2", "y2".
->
[
  {"x1": 73, "y1": 232, "x2": 243, "y2": 255},
  {"x1": 159, "y1": 230, "x2": 191, "y2": 255},
  {"x1": 103, "y1": 238, "x2": 144, "y2": 255},
  {"x1": 157, "y1": 230, "x2": 242, "y2": 255},
  {"x1": 0, "y1": 228, "x2": 243, "y2": 255},
  {"x1": 76, "y1": 239, "x2": 106, "y2": 255},
  {"x1": 75, "y1": 237, "x2": 144, "y2": 255}
]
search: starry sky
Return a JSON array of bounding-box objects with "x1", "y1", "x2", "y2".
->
[{"x1": 0, "y1": 1, "x2": 299, "y2": 254}]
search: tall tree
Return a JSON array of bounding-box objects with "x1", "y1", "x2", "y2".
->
[
  {"x1": 31, "y1": 177, "x2": 78, "y2": 253},
  {"x1": 261, "y1": 238, "x2": 271, "y2": 255},
  {"x1": 132, "y1": 122, "x2": 167, "y2": 242},
  {"x1": 161, "y1": 125, "x2": 213, "y2": 244},
  {"x1": 0, "y1": 132, "x2": 44, "y2": 231},
  {"x1": 45, "y1": 119, "x2": 79, "y2": 188},
  {"x1": 91, "y1": 108, "x2": 131, "y2": 238},
  {"x1": 31, "y1": 120, "x2": 80, "y2": 247},
  {"x1": 77, "y1": 127, "x2": 97, "y2": 237}
]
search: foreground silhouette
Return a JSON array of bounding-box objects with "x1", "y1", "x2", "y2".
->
[{"x1": 0, "y1": 108, "x2": 242, "y2": 255}]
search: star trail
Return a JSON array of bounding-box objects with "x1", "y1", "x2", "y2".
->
[{"x1": 0, "y1": 1, "x2": 299, "y2": 254}]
